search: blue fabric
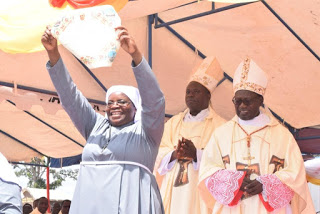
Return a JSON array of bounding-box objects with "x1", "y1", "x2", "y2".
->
[{"x1": 50, "y1": 154, "x2": 82, "y2": 168}]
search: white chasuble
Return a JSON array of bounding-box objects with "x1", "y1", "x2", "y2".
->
[
  {"x1": 155, "y1": 106, "x2": 225, "y2": 214},
  {"x1": 199, "y1": 114, "x2": 315, "y2": 214}
]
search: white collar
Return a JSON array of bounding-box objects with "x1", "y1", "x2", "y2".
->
[
  {"x1": 184, "y1": 108, "x2": 209, "y2": 122},
  {"x1": 238, "y1": 112, "x2": 270, "y2": 127}
]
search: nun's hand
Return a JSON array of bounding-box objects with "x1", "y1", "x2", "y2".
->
[
  {"x1": 41, "y1": 26, "x2": 58, "y2": 51},
  {"x1": 115, "y1": 26, "x2": 142, "y2": 65},
  {"x1": 41, "y1": 25, "x2": 60, "y2": 66}
]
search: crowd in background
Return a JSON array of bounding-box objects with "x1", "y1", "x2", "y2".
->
[{"x1": 22, "y1": 197, "x2": 70, "y2": 214}]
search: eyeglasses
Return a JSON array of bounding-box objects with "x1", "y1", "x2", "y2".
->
[
  {"x1": 232, "y1": 97, "x2": 257, "y2": 106},
  {"x1": 107, "y1": 100, "x2": 131, "y2": 107}
]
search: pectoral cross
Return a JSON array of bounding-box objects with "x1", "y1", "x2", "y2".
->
[
  {"x1": 243, "y1": 153, "x2": 255, "y2": 166},
  {"x1": 235, "y1": 124, "x2": 267, "y2": 177},
  {"x1": 236, "y1": 150, "x2": 260, "y2": 177},
  {"x1": 239, "y1": 149, "x2": 259, "y2": 177}
]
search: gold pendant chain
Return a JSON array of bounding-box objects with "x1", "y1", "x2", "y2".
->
[
  {"x1": 237, "y1": 124, "x2": 268, "y2": 148},
  {"x1": 237, "y1": 124, "x2": 268, "y2": 167}
]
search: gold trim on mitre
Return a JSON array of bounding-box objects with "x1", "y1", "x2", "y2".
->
[
  {"x1": 233, "y1": 58, "x2": 268, "y2": 96},
  {"x1": 189, "y1": 56, "x2": 224, "y2": 93}
]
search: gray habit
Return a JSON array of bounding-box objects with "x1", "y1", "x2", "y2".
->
[
  {"x1": 47, "y1": 57, "x2": 165, "y2": 214},
  {"x1": 0, "y1": 180, "x2": 22, "y2": 214}
]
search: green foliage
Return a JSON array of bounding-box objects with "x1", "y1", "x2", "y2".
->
[{"x1": 14, "y1": 157, "x2": 78, "y2": 190}]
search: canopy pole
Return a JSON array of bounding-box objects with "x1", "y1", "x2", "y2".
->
[
  {"x1": 165, "y1": 1, "x2": 200, "y2": 11},
  {"x1": 0, "y1": 129, "x2": 45, "y2": 156},
  {"x1": 46, "y1": 157, "x2": 51, "y2": 213},
  {"x1": 156, "y1": 17, "x2": 206, "y2": 58},
  {"x1": 154, "y1": 2, "x2": 254, "y2": 28},
  {"x1": 74, "y1": 56, "x2": 108, "y2": 92},
  {"x1": 5, "y1": 99, "x2": 83, "y2": 148},
  {"x1": 261, "y1": 0, "x2": 320, "y2": 62}
]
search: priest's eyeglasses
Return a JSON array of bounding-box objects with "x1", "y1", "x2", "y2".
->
[
  {"x1": 107, "y1": 100, "x2": 131, "y2": 107},
  {"x1": 232, "y1": 97, "x2": 256, "y2": 106}
]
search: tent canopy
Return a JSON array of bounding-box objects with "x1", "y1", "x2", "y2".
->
[{"x1": 0, "y1": 0, "x2": 319, "y2": 162}]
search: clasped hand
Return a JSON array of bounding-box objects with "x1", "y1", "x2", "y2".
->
[
  {"x1": 171, "y1": 137, "x2": 197, "y2": 162},
  {"x1": 240, "y1": 177, "x2": 263, "y2": 196}
]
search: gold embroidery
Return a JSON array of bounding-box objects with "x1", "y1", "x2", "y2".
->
[
  {"x1": 233, "y1": 82, "x2": 266, "y2": 96},
  {"x1": 240, "y1": 58, "x2": 251, "y2": 83},
  {"x1": 191, "y1": 74, "x2": 213, "y2": 87},
  {"x1": 234, "y1": 58, "x2": 266, "y2": 96}
]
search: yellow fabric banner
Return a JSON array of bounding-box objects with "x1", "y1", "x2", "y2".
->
[
  {"x1": 0, "y1": 0, "x2": 127, "y2": 54},
  {"x1": 0, "y1": 0, "x2": 72, "y2": 53}
]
